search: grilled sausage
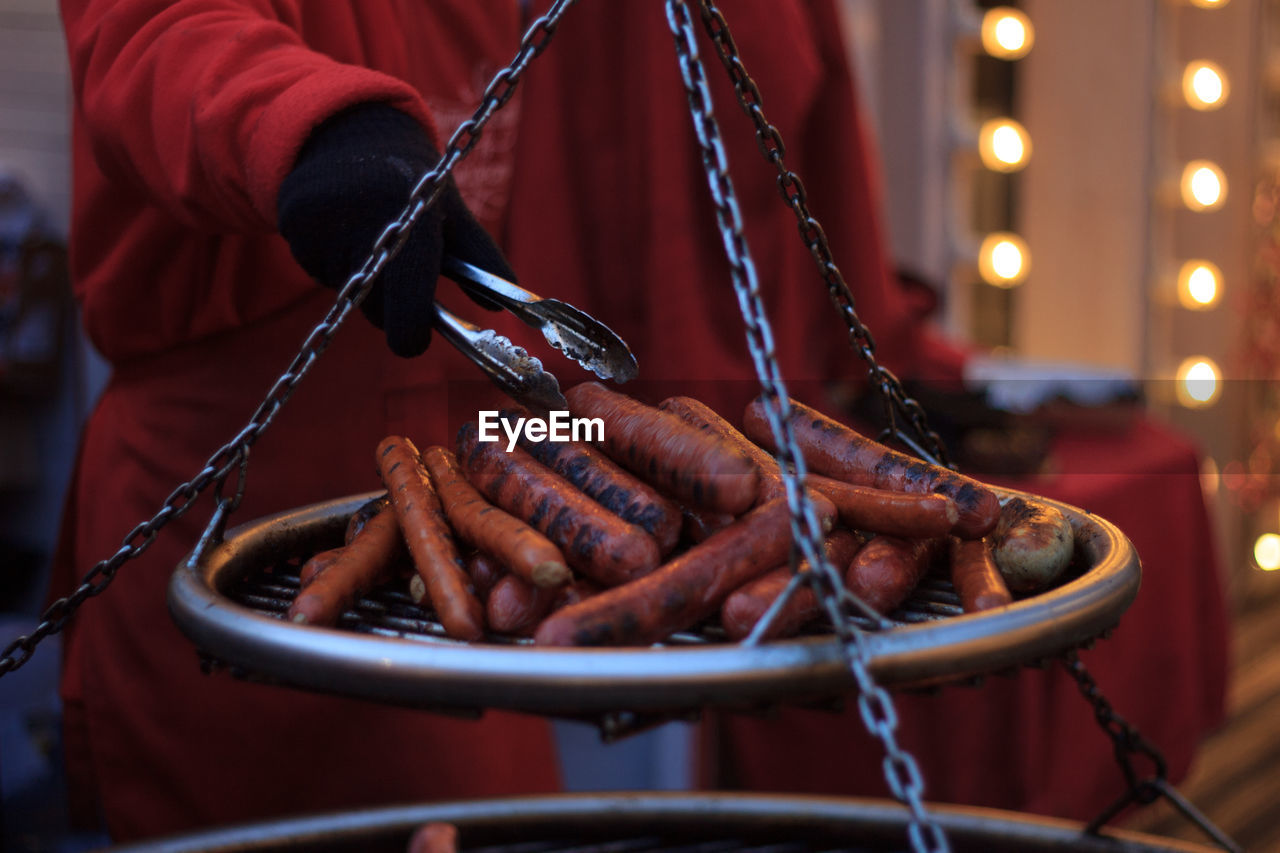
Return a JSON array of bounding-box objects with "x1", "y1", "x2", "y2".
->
[
  {"x1": 510, "y1": 411, "x2": 682, "y2": 555},
  {"x1": 659, "y1": 395, "x2": 787, "y2": 504},
  {"x1": 298, "y1": 546, "x2": 345, "y2": 588},
  {"x1": 344, "y1": 493, "x2": 390, "y2": 545},
  {"x1": 422, "y1": 445, "x2": 570, "y2": 588},
  {"x1": 377, "y1": 435, "x2": 484, "y2": 642},
  {"x1": 406, "y1": 823, "x2": 458, "y2": 853},
  {"x1": 990, "y1": 495, "x2": 1074, "y2": 592},
  {"x1": 287, "y1": 502, "x2": 402, "y2": 626},
  {"x1": 949, "y1": 536, "x2": 1013, "y2": 612},
  {"x1": 553, "y1": 577, "x2": 602, "y2": 609},
  {"x1": 844, "y1": 535, "x2": 946, "y2": 616},
  {"x1": 681, "y1": 506, "x2": 736, "y2": 544},
  {"x1": 806, "y1": 473, "x2": 960, "y2": 538},
  {"x1": 533, "y1": 494, "x2": 836, "y2": 647},
  {"x1": 465, "y1": 551, "x2": 507, "y2": 602},
  {"x1": 743, "y1": 397, "x2": 1000, "y2": 539},
  {"x1": 565, "y1": 382, "x2": 759, "y2": 515},
  {"x1": 486, "y1": 573, "x2": 558, "y2": 636},
  {"x1": 458, "y1": 421, "x2": 660, "y2": 587},
  {"x1": 719, "y1": 528, "x2": 865, "y2": 641}
]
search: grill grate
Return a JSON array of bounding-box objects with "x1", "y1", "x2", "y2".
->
[
  {"x1": 462, "y1": 840, "x2": 876, "y2": 853},
  {"x1": 226, "y1": 555, "x2": 967, "y2": 647},
  {"x1": 174, "y1": 487, "x2": 1131, "y2": 728}
]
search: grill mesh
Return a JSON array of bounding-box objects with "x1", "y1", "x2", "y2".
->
[
  {"x1": 462, "y1": 840, "x2": 875, "y2": 853},
  {"x1": 226, "y1": 555, "x2": 966, "y2": 647}
]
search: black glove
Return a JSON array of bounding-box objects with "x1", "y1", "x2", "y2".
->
[{"x1": 277, "y1": 103, "x2": 512, "y2": 357}]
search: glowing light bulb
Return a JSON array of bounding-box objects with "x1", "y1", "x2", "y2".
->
[
  {"x1": 1183, "y1": 61, "x2": 1228, "y2": 110},
  {"x1": 979, "y1": 119, "x2": 1031, "y2": 172},
  {"x1": 1177, "y1": 260, "x2": 1222, "y2": 309},
  {"x1": 981, "y1": 8, "x2": 1034, "y2": 60},
  {"x1": 978, "y1": 233, "x2": 1030, "y2": 288},
  {"x1": 1255, "y1": 533, "x2": 1280, "y2": 571},
  {"x1": 1187, "y1": 0, "x2": 1230, "y2": 8},
  {"x1": 1176, "y1": 356, "x2": 1221, "y2": 407},
  {"x1": 1180, "y1": 161, "x2": 1227, "y2": 211}
]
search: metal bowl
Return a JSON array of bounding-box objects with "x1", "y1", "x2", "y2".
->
[
  {"x1": 168, "y1": 488, "x2": 1139, "y2": 720},
  {"x1": 107, "y1": 792, "x2": 1209, "y2": 853}
]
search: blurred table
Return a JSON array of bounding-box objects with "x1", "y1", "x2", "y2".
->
[{"x1": 710, "y1": 410, "x2": 1230, "y2": 821}]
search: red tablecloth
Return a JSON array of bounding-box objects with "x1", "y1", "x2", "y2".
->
[{"x1": 710, "y1": 411, "x2": 1230, "y2": 821}]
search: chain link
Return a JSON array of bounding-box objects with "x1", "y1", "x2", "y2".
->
[
  {"x1": 1063, "y1": 652, "x2": 1167, "y2": 794},
  {"x1": 0, "y1": 0, "x2": 578, "y2": 680},
  {"x1": 1062, "y1": 653, "x2": 1242, "y2": 852},
  {"x1": 664, "y1": 3, "x2": 947, "y2": 850},
  {"x1": 695, "y1": 0, "x2": 950, "y2": 470}
]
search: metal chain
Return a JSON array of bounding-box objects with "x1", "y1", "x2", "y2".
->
[
  {"x1": 1063, "y1": 653, "x2": 1242, "y2": 852},
  {"x1": 664, "y1": 3, "x2": 947, "y2": 850},
  {"x1": 694, "y1": 0, "x2": 950, "y2": 469},
  {"x1": 0, "y1": 0, "x2": 578, "y2": 680}
]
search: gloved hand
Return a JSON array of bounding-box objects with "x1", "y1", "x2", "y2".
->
[{"x1": 277, "y1": 103, "x2": 512, "y2": 357}]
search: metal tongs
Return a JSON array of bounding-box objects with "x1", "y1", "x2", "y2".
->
[{"x1": 432, "y1": 257, "x2": 638, "y2": 411}]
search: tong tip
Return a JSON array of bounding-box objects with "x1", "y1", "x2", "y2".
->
[{"x1": 471, "y1": 330, "x2": 570, "y2": 412}]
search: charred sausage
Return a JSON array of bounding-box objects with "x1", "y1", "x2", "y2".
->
[
  {"x1": 457, "y1": 421, "x2": 660, "y2": 587},
  {"x1": 565, "y1": 382, "x2": 759, "y2": 515},
  {"x1": 743, "y1": 397, "x2": 999, "y2": 538},
  {"x1": 533, "y1": 494, "x2": 836, "y2": 646}
]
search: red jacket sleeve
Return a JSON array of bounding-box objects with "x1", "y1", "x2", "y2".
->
[{"x1": 60, "y1": 0, "x2": 437, "y2": 231}]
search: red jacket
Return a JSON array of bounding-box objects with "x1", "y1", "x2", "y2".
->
[{"x1": 55, "y1": 0, "x2": 933, "y2": 841}]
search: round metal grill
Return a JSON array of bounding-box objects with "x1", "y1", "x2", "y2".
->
[
  {"x1": 105, "y1": 792, "x2": 1214, "y2": 853},
  {"x1": 168, "y1": 486, "x2": 1139, "y2": 727}
]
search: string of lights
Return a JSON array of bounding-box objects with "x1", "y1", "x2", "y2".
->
[{"x1": 1166, "y1": 2, "x2": 1232, "y2": 409}]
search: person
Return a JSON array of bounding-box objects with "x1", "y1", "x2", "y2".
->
[{"x1": 52, "y1": 0, "x2": 948, "y2": 842}]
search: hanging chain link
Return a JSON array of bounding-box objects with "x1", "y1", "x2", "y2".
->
[
  {"x1": 1063, "y1": 653, "x2": 1242, "y2": 852},
  {"x1": 664, "y1": 3, "x2": 947, "y2": 851},
  {"x1": 695, "y1": 0, "x2": 949, "y2": 469},
  {"x1": 1064, "y1": 652, "x2": 1169, "y2": 802},
  {"x1": 0, "y1": 0, "x2": 577, "y2": 680}
]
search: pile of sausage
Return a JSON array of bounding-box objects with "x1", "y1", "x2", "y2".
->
[{"x1": 285, "y1": 383, "x2": 1076, "y2": 646}]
